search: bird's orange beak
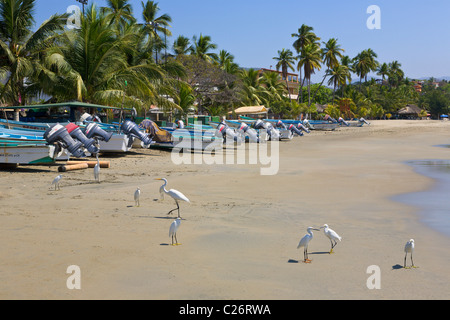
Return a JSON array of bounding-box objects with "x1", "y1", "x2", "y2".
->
[{"x1": 155, "y1": 178, "x2": 162, "y2": 180}]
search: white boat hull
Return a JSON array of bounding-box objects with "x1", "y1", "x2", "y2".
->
[
  {"x1": 0, "y1": 145, "x2": 57, "y2": 164},
  {"x1": 98, "y1": 133, "x2": 132, "y2": 153}
]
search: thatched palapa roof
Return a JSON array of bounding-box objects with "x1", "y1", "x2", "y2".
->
[{"x1": 398, "y1": 104, "x2": 422, "y2": 115}]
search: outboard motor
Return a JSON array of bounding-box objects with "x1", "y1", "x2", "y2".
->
[
  {"x1": 121, "y1": 119, "x2": 152, "y2": 147},
  {"x1": 297, "y1": 122, "x2": 310, "y2": 133},
  {"x1": 83, "y1": 122, "x2": 113, "y2": 142},
  {"x1": 177, "y1": 120, "x2": 185, "y2": 129},
  {"x1": 216, "y1": 122, "x2": 242, "y2": 143},
  {"x1": 84, "y1": 115, "x2": 102, "y2": 123},
  {"x1": 253, "y1": 119, "x2": 267, "y2": 130},
  {"x1": 65, "y1": 123, "x2": 99, "y2": 154},
  {"x1": 302, "y1": 119, "x2": 313, "y2": 130},
  {"x1": 324, "y1": 114, "x2": 338, "y2": 123},
  {"x1": 338, "y1": 117, "x2": 350, "y2": 126},
  {"x1": 254, "y1": 120, "x2": 279, "y2": 140},
  {"x1": 44, "y1": 123, "x2": 86, "y2": 158},
  {"x1": 359, "y1": 117, "x2": 371, "y2": 125},
  {"x1": 266, "y1": 122, "x2": 280, "y2": 141},
  {"x1": 276, "y1": 120, "x2": 287, "y2": 130},
  {"x1": 288, "y1": 124, "x2": 304, "y2": 136},
  {"x1": 237, "y1": 122, "x2": 259, "y2": 143}
]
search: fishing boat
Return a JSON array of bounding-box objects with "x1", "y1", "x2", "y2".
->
[
  {"x1": 337, "y1": 117, "x2": 370, "y2": 127},
  {"x1": 0, "y1": 118, "x2": 132, "y2": 153},
  {"x1": 134, "y1": 119, "x2": 222, "y2": 151},
  {"x1": 0, "y1": 140, "x2": 61, "y2": 165}
]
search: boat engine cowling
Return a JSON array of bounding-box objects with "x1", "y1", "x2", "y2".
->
[
  {"x1": 253, "y1": 119, "x2": 267, "y2": 130},
  {"x1": 288, "y1": 124, "x2": 304, "y2": 136},
  {"x1": 297, "y1": 122, "x2": 310, "y2": 133},
  {"x1": 254, "y1": 120, "x2": 279, "y2": 140},
  {"x1": 65, "y1": 123, "x2": 99, "y2": 154},
  {"x1": 359, "y1": 117, "x2": 370, "y2": 125},
  {"x1": 216, "y1": 122, "x2": 242, "y2": 143},
  {"x1": 121, "y1": 119, "x2": 152, "y2": 147},
  {"x1": 276, "y1": 120, "x2": 287, "y2": 130},
  {"x1": 83, "y1": 123, "x2": 113, "y2": 142},
  {"x1": 338, "y1": 117, "x2": 349, "y2": 126},
  {"x1": 238, "y1": 122, "x2": 259, "y2": 143},
  {"x1": 44, "y1": 123, "x2": 86, "y2": 158}
]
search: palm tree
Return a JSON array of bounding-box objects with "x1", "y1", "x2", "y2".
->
[
  {"x1": 322, "y1": 38, "x2": 344, "y2": 70},
  {"x1": 310, "y1": 38, "x2": 345, "y2": 104},
  {"x1": 173, "y1": 35, "x2": 191, "y2": 57},
  {"x1": 45, "y1": 4, "x2": 170, "y2": 111},
  {"x1": 339, "y1": 55, "x2": 353, "y2": 96},
  {"x1": 387, "y1": 60, "x2": 404, "y2": 88},
  {"x1": 327, "y1": 64, "x2": 351, "y2": 103},
  {"x1": 238, "y1": 68, "x2": 264, "y2": 106},
  {"x1": 273, "y1": 48, "x2": 295, "y2": 100},
  {"x1": 273, "y1": 48, "x2": 295, "y2": 101},
  {"x1": 353, "y1": 49, "x2": 378, "y2": 91},
  {"x1": 0, "y1": 0, "x2": 67, "y2": 117},
  {"x1": 297, "y1": 42, "x2": 323, "y2": 107},
  {"x1": 141, "y1": 0, "x2": 172, "y2": 64},
  {"x1": 376, "y1": 62, "x2": 389, "y2": 83},
  {"x1": 174, "y1": 82, "x2": 196, "y2": 123},
  {"x1": 102, "y1": 0, "x2": 135, "y2": 32},
  {"x1": 259, "y1": 71, "x2": 287, "y2": 107},
  {"x1": 291, "y1": 24, "x2": 320, "y2": 103},
  {"x1": 190, "y1": 33, "x2": 218, "y2": 62},
  {"x1": 215, "y1": 49, "x2": 239, "y2": 74}
]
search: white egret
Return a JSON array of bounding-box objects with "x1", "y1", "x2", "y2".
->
[
  {"x1": 297, "y1": 227, "x2": 320, "y2": 263},
  {"x1": 155, "y1": 178, "x2": 190, "y2": 218},
  {"x1": 93, "y1": 154, "x2": 100, "y2": 183},
  {"x1": 169, "y1": 217, "x2": 181, "y2": 246},
  {"x1": 134, "y1": 187, "x2": 141, "y2": 207},
  {"x1": 404, "y1": 239, "x2": 417, "y2": 269},
  {"x1": 51, "y1": 174, "x2": 63, "y2": 190},
  {"x1": 320, "y1": 224, "x2": 342, "y2": 253}
]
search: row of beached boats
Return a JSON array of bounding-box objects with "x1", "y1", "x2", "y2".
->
[{"x1": 0, "y1": 102, "x2": 370, "y2": 166}]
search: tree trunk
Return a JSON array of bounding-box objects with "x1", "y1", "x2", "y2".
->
[{"x1": 309, "y1": 74, "x2": 327, "y2": 107}]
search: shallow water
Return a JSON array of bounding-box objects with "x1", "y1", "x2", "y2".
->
[{"x1": 393, "y1": 159, "x2": 450, "y2": 238}]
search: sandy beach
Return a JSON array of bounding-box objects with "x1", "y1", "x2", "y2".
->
[{"x1": 1, "y1": 119, "x2": 450, "y2": 300}]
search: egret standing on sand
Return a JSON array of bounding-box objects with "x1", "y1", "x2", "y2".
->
[
  {"x1": 404, "y1": 239, "x2": 417, "y2": 269},
  {"x1": 134, "y1": 187, "x2": 141, "y2": 207},
  {"x1": 93, "y1": 154, "x2": 100, "y2": 183},
  {"x1": 156, "y1": 178, "x2": 190, "y2": 218},
  {"x1": 169, "y1": 217, "x2": 181, "y2": 245},
  {"x1": 297, "y1": 227, "x2": 320, "y2": 263},
  {"x1": 52, "y1": 174, "x2": 63, "y2": 190},
  {"x1": 321, "y1": 224, "x2": 342, "y2": 253}
]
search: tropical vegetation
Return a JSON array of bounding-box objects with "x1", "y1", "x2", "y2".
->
[{"x1": 0, "y1": 0, "x2": 449, "y2": 121}]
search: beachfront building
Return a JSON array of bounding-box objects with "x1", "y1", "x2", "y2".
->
[
  {"x1": 258, "y1": 68, "x2": 299, "y2": 100},
  {"x1": 396, "y1": 104, "x2": 426, "y2": 120}
]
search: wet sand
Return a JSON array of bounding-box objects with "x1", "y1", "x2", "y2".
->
[{"x1": 1, "y1": 120, "x2": 449, "y2": 300}]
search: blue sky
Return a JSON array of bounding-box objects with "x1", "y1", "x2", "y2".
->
[{"x1": 34, "y1": 0, "x2": 450, "y2": 82}]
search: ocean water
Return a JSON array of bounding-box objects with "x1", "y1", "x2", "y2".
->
[{"x1": 393, "y1": 159, "x2": 450, "y2": 238}]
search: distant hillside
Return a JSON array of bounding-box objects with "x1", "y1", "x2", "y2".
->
[{"x1": 416, "y1": 76, "x2": 450, "y2": 81}]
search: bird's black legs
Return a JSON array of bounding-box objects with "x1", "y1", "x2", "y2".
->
[
  {"x1": 404, "y1": 253, "x2": 417, "y2": 268},
  {"x1": 330, "y1": 240, "x2": 338, "y2": 253},
  {"x1": 411, "y1": 254, "x2": 417, "y2": 268},
  {"x1": 304, "y1": 248, "x2": 311, "y2": 263},
  {"x1": 167, "y1": 201, "x2": 181, "y2": 218}
]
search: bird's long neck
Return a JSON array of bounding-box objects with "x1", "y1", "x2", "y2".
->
[{"x1": 162, "y1": 181, "x2": 168, "y2": 193}]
